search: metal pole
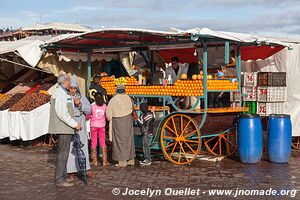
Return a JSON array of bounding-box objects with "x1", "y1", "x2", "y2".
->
[
  {"x1": 203, "y1": 42, "x2": 208, "y2": 110},
  {"x1": 225, "y1": 41, "x2": 230, "y2": 64},
  {"x1": 87, "y1": 48, "x2": 92, "y2": 91},
  {"x1": 236, "y1": 44, "x2": 242, "y2": 106}
]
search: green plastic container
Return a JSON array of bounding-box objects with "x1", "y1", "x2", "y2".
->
[{"x1": 243, "y1": 101, "x2": 257, "y2": 114}]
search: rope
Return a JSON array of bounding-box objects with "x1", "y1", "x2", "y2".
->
[{"x1": 0, "y1": 57, "x2": 51, "y2": 74}]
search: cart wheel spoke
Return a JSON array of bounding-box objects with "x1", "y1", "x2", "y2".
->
[
  {"x1": 292, "y1": 136, "x2": 300, "y2": 150},
  {"x1": 163, "y1": 136, "x2": 175, "y2": 140},
  {"x1": 169, "y1": 142, "x2": 178, "y2": 158},
  {"x1": 171, "y1": 117, "x2": 178, "y2": 135},
  {"x1": 183, "y1": 129, "x2": 197, "y2": 139},
  {"x1": 219, "y1": 137, "x2": 222, "y2": 156},
  {"x1": 224, "y1": 137, "x2": 231, "y2": 155},
  {"x1": 164, "y1": 124, "x2": 178, "y2": 137},
  {"x1": 165, "y1": 142, "x2": 175, "y2": 149},
  {"x1": 180, "y1": 120, "x2": 191, "y2": 137},
  {"x1": 178, "y1": 142, "x2": 182, "y2": 163},
  {"x1": 179, "y1": 142, "x2": 189, "y2": 162},
  {"x1": 224, "y1": 136, "x2": 236, "y2": 147},
  {"x1": 204, "y1": 135, "x2": 218, "y2": 143},
  {"x1": 211, "y1": 140, "x2": 219, "y2": 152},
  {"x1": 204, "y1": 131, "x2": 237, "y2": 157},
  {"x1": 183, "y1": 141, "x2": 196, "y2": 154},
  {"x1": 180, "y1": 115, "x2": 183, "y2": 133},
  {"x1": 184, "y1": 139, "x2": 199, "y2": 144}
]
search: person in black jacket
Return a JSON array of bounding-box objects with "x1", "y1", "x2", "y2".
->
[
  {"x1": 89, "y1": 75, "x2": 107, "y2": 103},
  {"x1": 137, "y1": 103, "x2": 155, "y2": 166}
]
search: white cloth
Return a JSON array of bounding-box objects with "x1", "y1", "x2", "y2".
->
[
  {"x1": 19, "y1": 103, "x2": 50, "y2": 141},
  {"x1": 8, "y1": 111, "x2": 21, "y2": 141},
  {"x1": 0, "y1": 109, "x2": 9, "y2": 139}
]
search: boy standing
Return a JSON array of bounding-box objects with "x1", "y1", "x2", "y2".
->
[{"x1": 137, "y1": 103, "x2": 155, "y2": 166}]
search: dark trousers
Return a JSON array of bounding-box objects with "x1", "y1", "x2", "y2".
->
[
  {"x1": 55, "y1": 134, "x2": 73, "y2": 184},
  {"x1": 142, "y1": 134, "x2": 152, "y2": 161}
]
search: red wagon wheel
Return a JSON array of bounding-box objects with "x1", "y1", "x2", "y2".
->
[
  {"x1": 292, "y1": 136, "x2": 300, "y2": 150},
  {"x1": 203, "y1": 129, "x2": 237, "y2": 157},
  {"x1": 160, "y1": 114, "x2": 201, "y2": 165}
]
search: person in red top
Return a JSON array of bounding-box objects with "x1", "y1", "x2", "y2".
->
[{"x1": 89, "y1": 92, "x2": 109, "y2": 166}]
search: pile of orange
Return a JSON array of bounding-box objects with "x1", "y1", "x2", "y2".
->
[
  {"x1": 125, "y1": 76, "x2": 139, "y2": 85},
  {"x1": 173, "y1": 80, "x2": 204, "y2": 96},
  {"x1": 100, "y1": 81, "x2": 116, "y2": 96},
  {"x1": 100, "y1": 76, "x2": 238, "y2": 97},
  {"x1": 100, "y1": 76, "x2": 114, "y2": 82},
  {"x1": 207, "y1": 80, "x2": 238, "y2": 90}
]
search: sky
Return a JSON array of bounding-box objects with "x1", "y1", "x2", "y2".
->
[{"x1": 1, "y1": 0, "x2": 300, "y2": 37}]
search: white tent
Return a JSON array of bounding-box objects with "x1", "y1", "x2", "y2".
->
[
  {"x1": 0, "y1": 36, "x2": 52, "y2": 67},
  {"x1": 22, "y1": 22, "x2": 91, "y2": 32}
]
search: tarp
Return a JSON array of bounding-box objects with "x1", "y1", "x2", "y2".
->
[
  {"x1": 22, "y1": 22, "x2": 91, "y2": 32},
  {"x1": 182, "y1": 28, "x2": 291, "y2": 47},
  {"x1": 0, "y1": 36, "x2": 52, "y2": 67},
  {"x1": 158, "y1": 46, "x2": 285, "y2": 63},
  {"x1": 240, "y1": 46, "x2": 285, "y2": 61},
  {"x1": 158, "y1": 48, "x2": 197, "y2": 63}
]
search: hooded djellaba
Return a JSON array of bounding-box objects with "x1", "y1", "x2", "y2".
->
[
  {"x1": 66, "y1": 75, "x2": 93, "y2": 177},
  {"x1": 106, "y1": 84, "x2": 136, "y2": 167}
]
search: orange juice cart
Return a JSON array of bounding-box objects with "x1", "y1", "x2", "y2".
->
[{"x1": 43, "y1": 29, "x2": 288, "y2": 164}]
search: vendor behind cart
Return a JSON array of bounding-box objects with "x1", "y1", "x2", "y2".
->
[
  {"x1": 165, "y1": 56, "x2": 189, "y2": 83},
  {"x1": 215, "y1": 50, "x2": 237, "y2": 107},
  {"x1": 89, "y1": 74, "x2": 108, "y2": 103},
  {"x1": 223, "y1": 50, "x2": 237, "y2": 77},
  {"x1": 164, "y1": 57, "x2": 189, "y2": 110}
]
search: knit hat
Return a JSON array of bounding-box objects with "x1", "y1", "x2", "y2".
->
[
  {"x1": 70, "y1": 75, "x2": 78, "y2": 88},
  {"x1": 116, "y1": 84, "x2": 126, "y2": 94}
]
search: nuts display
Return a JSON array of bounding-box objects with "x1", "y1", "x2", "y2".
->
[
  {"x1": 9, "y1": 93, "x2": 51, "y2": 112},
  {"x1": 0, "y1": 94, "x2": 12, "y2": 107},
  {"x1": 0, "y1": 93, "x2": 26, "y2": 110}
]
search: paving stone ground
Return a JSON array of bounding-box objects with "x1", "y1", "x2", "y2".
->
[{"x1": 0, "y1": 144, "x2": 299, "y2": 200}]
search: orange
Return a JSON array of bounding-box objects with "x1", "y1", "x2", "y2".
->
[{"x1": 181, "y1": 74, "x2": 187, "y2": 80}]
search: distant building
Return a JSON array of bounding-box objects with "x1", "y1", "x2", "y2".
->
[{"x1": 0, "y1": 22, "x2": 91, "y2": 41}]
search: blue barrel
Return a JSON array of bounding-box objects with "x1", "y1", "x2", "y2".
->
[
  {"x1": 238, "y1": 114, "x2": 263, "y2": 164},
  {"x1": 268, "y1": 114, "x2": 292, "y2": 163}
]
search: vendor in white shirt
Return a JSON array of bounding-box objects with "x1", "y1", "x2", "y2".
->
[{"x1": 165, "y1": 56, "x2": 189, "y2": 83}]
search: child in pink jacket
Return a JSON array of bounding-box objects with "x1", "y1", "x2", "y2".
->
[{"x1": 90, "y1": 92, "x2": 109, "y2": 166}]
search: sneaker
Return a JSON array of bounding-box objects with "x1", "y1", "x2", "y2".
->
[{"x1": 139, "y1": 160, "x2": 151, "y2": 166}]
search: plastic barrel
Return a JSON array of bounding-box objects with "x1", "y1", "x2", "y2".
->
[
  {"x1": 268, "y1": 114, "x2": 292, "y2": 163},
  {"x1": 238, "y1": 114, "x2": 263, "y2": 163}
]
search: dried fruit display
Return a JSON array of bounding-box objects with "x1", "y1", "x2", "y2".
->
[
  {"x1": 9, "y1": 93, "x2": 51, "y2": 111},
  {"x1": 0, "y1": 93, "x2": 26, "y2": 110},
  {"x1": 0, "y1": 94, "x2": 12, "y2": 107}
]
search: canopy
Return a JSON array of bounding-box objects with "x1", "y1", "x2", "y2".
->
[
  {"x1": 45, "y1": 27, "x2": 290, "y2": 48},
  {"x1": 0, "y1": 36, "x2": 52, "y2": 66},
  {"x1": 22, "y1": 22, "x2": 91, "y2": 32},
  {"x1": 43, "y1": 28, "x2": 291, "y2": 62}
]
